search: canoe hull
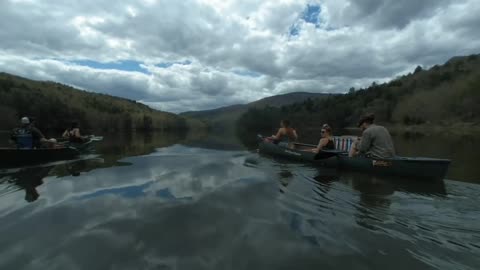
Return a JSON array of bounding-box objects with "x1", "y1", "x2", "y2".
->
[
  {"x1": 336, "y1": 155, "x2": 450, "y2": 180},
  {"x1": 0, "y1": 147, "x2": 80, "y2": 168},
  {"x1": 56, "y1": 136, "x2": 103, "y2": 152},
  {"x1": 258, "y1": 139, "x2": 450, "y2": 180}
]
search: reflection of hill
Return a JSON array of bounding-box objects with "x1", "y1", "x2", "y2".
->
[
  {"x1": 180, "y1": 130, "x2": 246, "y2": 151},
  {"x1": 95, "y1": 131, "x2": 186, "y2": 166}
]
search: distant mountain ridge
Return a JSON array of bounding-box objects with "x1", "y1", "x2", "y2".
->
[{"x1": 181, "y1": 92, "x2": 331, "y2": 129}]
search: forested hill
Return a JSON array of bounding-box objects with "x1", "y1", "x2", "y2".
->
[
  {"x1": 0, "y1": 73, "x2": 188, "y2": 131},
  {"x1": 181, "y1": 92, "x2": 330, "y2": 129},
  {"x1": 238, "y1": 53, "x2": 480, "y2": 133}
]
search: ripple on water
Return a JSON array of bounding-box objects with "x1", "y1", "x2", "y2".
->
[{"x1": 268, "y1": 157, "x2": 480, "y2": 269}]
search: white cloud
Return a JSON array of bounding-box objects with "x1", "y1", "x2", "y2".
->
[{"x1": 0, "y1": 0, "x2": 479, "y2": 112}]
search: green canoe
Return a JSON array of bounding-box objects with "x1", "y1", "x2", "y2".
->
[
  {"x1": 0, "y1": 136, "x2": 103, "y2": 169},
  {"x1": 56, "y1": 136, "x2": 104, "y2": 152},
  {"x1": 258, "y1": 136, "x2": 451, "y2": 180}
]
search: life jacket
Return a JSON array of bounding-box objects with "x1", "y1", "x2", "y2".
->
[{"x1": 15, "y1": 128, "x2": 33, "y2": 149}]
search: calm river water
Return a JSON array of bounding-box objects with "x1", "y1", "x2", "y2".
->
[{"x1": 0, "y1": 131, "x2": 479, "y2": 270}]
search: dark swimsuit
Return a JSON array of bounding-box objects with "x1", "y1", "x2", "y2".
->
[
  {"x1": 324, "y1": 139, "x2": 335, "y2": 150},
  {"x1": 314, "y1": 138, "x2": 335, "y2": 159}
]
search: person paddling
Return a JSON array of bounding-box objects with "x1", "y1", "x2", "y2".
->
[
  {"x1": 268, "y1": 120, "x2": 298, "y2": 148},
  {"x1": 63, "y1": 122, "x2": 87, "y2": 143},
  {"x1": 10, "y1": 117, "x2": 49, "y2": 149},
  {"x1": 349, "y1": 113, "x2": 395, "y2": 158}
]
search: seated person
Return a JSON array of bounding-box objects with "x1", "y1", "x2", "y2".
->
[
  {"x1": 349, "y1": 113, "x2": 395, "y2": 158},
  {"x1": 306, "y1": 124, "x2": 335, "y2": 153},
  {"x1": 63, "y1": 122, "x2": 87, "y2": 143},
  {"x1": 268, "y1": 120, "x2": 298, "y2": 148},
  {"x1": 11, "y1": 117, "x2": 48, "y2": 149}
]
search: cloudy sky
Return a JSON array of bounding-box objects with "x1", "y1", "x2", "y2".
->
[{"x1": 0, "y1": 0, "x2": 479, "y2": 113}]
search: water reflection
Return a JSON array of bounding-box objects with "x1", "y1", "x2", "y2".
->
[
  {"x1": 182, "y1": 130, "x2": 247, "y2": 150},
  {"x1": 0, "y1": 146, "x2": 276, "y2": 270},
  {"x1": 0, "y1": 158, "x2": 108, "y2": 203},
  {"x1": 275, "y1": 164, "x2": 479, "y2": 269},
  {"x1": 0, "y1": 132, "x2": 479, "y2": 270},
  {"x1": 0, "y1": 166, "x2": 51, "y2": 202},
  {"x1": 0, "y1": 131, "x2": 186, "y2": 204},
  {"x1": 96, "y1": 131, "x2": 186, "y2": 166}
]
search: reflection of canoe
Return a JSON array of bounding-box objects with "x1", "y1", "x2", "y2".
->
[
  {"x1": 0, "y1": 147, "x2": 80, "y2": 168},
  {"x1": 258, "y1": 136, "x2": 451, "y2": 180}
]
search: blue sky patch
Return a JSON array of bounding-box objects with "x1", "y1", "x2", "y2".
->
[
  {"x1": 79, "y1": 182, "x2": 151, "y2": 200},
  {"x1": 303, "y1": 4, "x2": 321, "y2": 26},
  {"x1": 233, "y1": 69, "x2": 262, "y2": 78},
  {"x1": 71, "y1": 59, "x2": 149, "y2": 74},
  {"x1": 156, "y1": 60, "x2": 192, "y2": 68},
  {"x1": 70, "y1": 59, "x2": 192, "y2": 72},
  {"x1": 156, "y1": 188, "x2": 176, "y2": 200},
  {"x1": 289, "y1": 4, "x2": 322, "y2": 36},
  {"x1": 289, "y1": 24, "x2": 301, "y2": 36}
]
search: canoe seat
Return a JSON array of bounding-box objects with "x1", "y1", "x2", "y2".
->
[{"x1": 333, "y1": 136, "x2": 357, "y2": 152}]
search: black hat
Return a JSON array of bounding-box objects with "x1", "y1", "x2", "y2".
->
[{"x1": 357, "y1": 113, "x2": 375, "y2": 127}]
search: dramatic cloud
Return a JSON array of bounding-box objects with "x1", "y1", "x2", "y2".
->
[{"x1": 0, "y1": 0, "x2": 479, "y2": 112}]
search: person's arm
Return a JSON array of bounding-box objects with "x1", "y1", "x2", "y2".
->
[
  {"x1": 358, "y1": 131, "x2": 372, "y2": 154},
  {"x1": 62, "y1": 130, "x2": 69, "y2": 138},
  {"x1": 74, "y1": 128, "x2": 81, "y2": 138},
  {"x1": 311, "y1": 138, "x2": 328, "y2": 152},
  {"x1": 10, "y1": 129, "x2": 17, "y2": 141},
  {"x1": 9, "y1": 129, "x2": 17, "y2": 145},
  {"x1": 349, "y1": 138, "x2": 360, "y2": 157},
  {"x1": 31, "y1": 127, "x2": 48, "y2": 144},
  {"x1": 292, "y1": 129, "x2": 298, "y2": 141},
  {"x1": 32, "y1": 127, "x2": 45, "y2": 139},
  {"x1": 272, "y1": 128, "x2": 283, "y2": 140}
]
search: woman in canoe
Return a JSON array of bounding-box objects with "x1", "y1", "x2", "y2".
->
[
  {"x1": 268, "y1": 120, "x2": 298, "y2": 148},
  {"x1": 306, "y1": 124, "x2": 335, "y2": 153},
  {"x1": 63, "y1": 122, "x2": 87, "y2": 143}
]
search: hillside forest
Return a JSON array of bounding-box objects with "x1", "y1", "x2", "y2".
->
[
  {"x1": 238, "y1": 54, "x2": 480, "y2": 134},
  {"x1": 0, "y1": 73, "x2": 189, "y2": 132}
]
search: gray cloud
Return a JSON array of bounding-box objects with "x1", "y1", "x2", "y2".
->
[
  {"x1": 0, "y1": 0, "x2": 479, "y2": 112},
  {"x1": 324, "y1": 0, "x2": 455, "y2": 29},
  {"x1": 358, "y1": 0, "x2": 452, "y2": 28}
]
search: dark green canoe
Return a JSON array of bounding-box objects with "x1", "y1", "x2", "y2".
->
[
  {"x1": 56, "y1": 136, "x2": 104, "y2": 152},
  {"x1": 258, "y1": 136, "x2": 451, "y2": 180},
  {"x1": 0, "y1": 147, "x2": 80, "y2": 168}
]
